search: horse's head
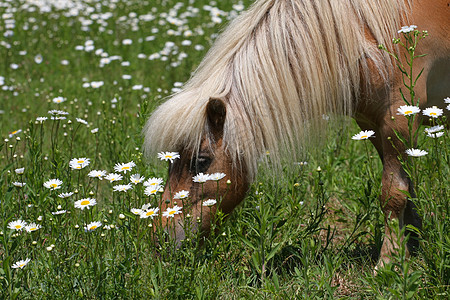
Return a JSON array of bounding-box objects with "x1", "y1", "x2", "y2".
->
[{"x1": 158, "y1": 98, "x2": 249, "y2": 244}]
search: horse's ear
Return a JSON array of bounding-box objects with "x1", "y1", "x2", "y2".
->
[{"x1": 206, "y1": 97, "x2": 226, "y2": 137}]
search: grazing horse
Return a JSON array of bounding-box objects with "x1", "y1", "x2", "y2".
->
[{"x1": 144, "y1": 0, "x2": 449, "y2": 267}]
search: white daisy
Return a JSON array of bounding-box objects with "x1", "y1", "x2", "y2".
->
[
  {"x1": 143, "y1": 177, "x2": 163, "y2": 187},
  {"x1": 444, "y1": 97, "x2": 450, "y2": 104},
  {"x1": 8, "y1": 220, "x2": 27, "y2": 231},
  {"x1": 105, "y1": 173, "x2": 123, "y2": 182},
  {"x1": 131, "y1": 208, "x2": 143, "y2": 215},
  {"x1": 157, "y1": 151, "x2": 180, "y2": 163},
  {"x1": 14, "y1": 167, "x2": 24, "y2": 174},
  {"x1": 140, "y1": 207, "x2": 159, "y2": 219},
  {"x1": 162, "y1": 205, "x2": 182, "y2": 218},
  {"x1": 424, "y1": 125, "x2": 444, "y2": 134},
  {"x1": 193, "y1": 173, "x2": 210, "y2": 183},
  {"x1": 76, "y1": 118, "x2": 88, "y2": 125},
  {"x1": 114, "y1": 161, "x2": 136, "y2": 173},
  {"x1": 43, "y1": 179, "x2": 63, "y2": 190},
  {"x1": 69, "y1": 157, "x2": 90, "y2": 169},
  {"x1": 406, "y1": 148, "x2": 428, "y2": 157},
  {"x1": 202, "y1": 199, "x2": 217, "y2": 207},
  {"x1": 397, "y1": 105, "x2": 421, "y2": 116},
  {"x1": 130, "y1": 174, "x2": 145, "y2": 184},
  {"x1": 398, "y1": 25, "x2": 417, "y2": 34},
  {"x1": 426, "y1": 131, "x2": 444, "y2": 138},
  {"x1": 12, "y1": 258, "x2": 31, "y2": 269},
  {"x1": 113, "y1": 184, "x2": 133, "y2": 192},
  {"x1": 51, "y1": 210, "x2": 67, "y2": 215},
  {"x1": 52, "y1": 96, "x2": 65, "y2": 104},
  {"x1": 74, "y1": 198, "x2": 97, "y2": 210},
  {"x1": 36, "y1": 117, "x2": 48, "y2": 123},
  {"x1": 88, "y1": 170, "x2": 107, "y2": 179},
  {"x1": 351, "y1": 130, "x2": 375, "y2": 140},
  {"x1": 209, "y1": 172, "x2": 226, "y2": 181},
  {"x1": 12, "y1": 182, "x2": 26, "y2": 187},
  {"x1": 25, "y1": 223, "x2": 42, "y2": 232},
  {"x1": 85, "y1": 221, "x2": 102, "y2": 231},
  {"x1": 422, "y1": 106, "x2": 443, "y2": 118},
  {"x1": 144, "y1": 185, "x2": 160, "y2": 196},
  {"x1": 58, "y1": 192, "x2": 74, "y2": 198},
  {"x1": 173, "y1": 190, "x2": 189, "y2": 199}
]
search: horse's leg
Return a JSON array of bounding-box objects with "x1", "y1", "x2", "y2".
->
[{"x1": 375, "y1": 115, "x2": 422, "y2": 268}]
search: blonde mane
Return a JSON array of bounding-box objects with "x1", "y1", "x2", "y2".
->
[{"x1": 143, "y1": 0, "x2": 410, "y2": 180}]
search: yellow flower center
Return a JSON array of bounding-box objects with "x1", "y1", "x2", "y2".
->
[
  {"x1": 81, "y1": 200, "x2": 90, "y2": 205},
  {"x1": 361, "y1": 135, "x2": 367, "y2": 139},
  {"x1": 19, "y1": 263, "x2": 25, "y2": 267},
  {"x1": 15, "y1": 225, "x2": 22, "y2": 229},
  {"x1": 77, "y1": 160, "x2": 84, "y2": 164},
  {"x1": 50, "y1": 183, "x2": 58, "y2": 188},
  {"x1": 122, "y1": 166, "x2": 130, "y2": 170},
  {"x1": 11, "y1": 130, "x2": 18, "y2": 134},
  {"x1": 169, "y1": 210, "x2": 176, "y2": 215},
  {"x1": 30, "y1": 227, "x2": 36, "y2": 231},
  {"x1": 146, "y1": 211, "x2": 154, "y2": 216},
  {"x1": 90, "y1": 226, "x2": 97, "y2": 230},
  {"x1": 430, "y1": 112, "x2": 436, "y2": 115},
  {"x1": 165, "y1": 155, "x2": 172, "y2": 159},
  {"x1": 405, "y1": 110, "x2": 412, "y2": 114}
]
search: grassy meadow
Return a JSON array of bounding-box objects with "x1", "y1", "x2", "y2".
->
[{"x1": 0, "y1": 0, "x2": 449, "y2": 298}]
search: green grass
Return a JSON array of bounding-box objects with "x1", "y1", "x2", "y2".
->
[{"x1": 0, "y1": 0, "x2": 449, "y2": 298}]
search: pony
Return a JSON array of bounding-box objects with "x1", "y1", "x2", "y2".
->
[{"x1": 143, "y1": 0, "x2": 449, "y2": 267}]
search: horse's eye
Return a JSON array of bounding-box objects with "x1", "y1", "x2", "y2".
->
[{"x1": 190, "y1": 155, "x2": 212, "y2": 174}]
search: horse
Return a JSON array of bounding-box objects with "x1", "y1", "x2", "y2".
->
[{"x1": 143, "y1": 0, "x2": 449, "y2": 268}]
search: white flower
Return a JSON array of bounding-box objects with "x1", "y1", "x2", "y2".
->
[
  {"x1": 14, "y1": 167, "x2": 24, "y2": 174},
  {"x1": 130, "y1": 174, "x2": 145, "y2": 184},
  {"x1": 113, "y1": 184, "x2": 133, "y2": 192},
  {"x1": 157, "y1": 151, "x2": 180, "y2": 163},
  {"x1": 43, "y1": 179, "x2": 63, "y2": 190},
  {"x1": 25, "y1": 223, "x2": 42, "y2": 232},
  {"x1": 76, "y1": 118, "x2": 88, "y2": 125},
  {"x1": 12, "y1": 258, "x2": 31, "y2": 269},
  {"x1": 397, "y1": 105, "x2": 420, "y2": 116},
  {"x1": 202, "y1": 199, "x2": 217, "y2": 207},
  {"x1": 143, "y1": 177, "x2": 163, "y2": 187},
  {"x1": 34, "y1": 54, "x2": 43, "y2": 64},
  {"x1": 69, "y1": 158, "x2": 90, "y2": 169},
  {"x1": 406, "y1": 148, "x2": 428, "y2": 157},
  {"x1": 144, "y1": 185, "x2": 160, "y2": 196},
  {"x1": 209, "y1": 173, "x2": 226, "y2": 181},
  {"x1": 105, "y1": 173, "x2": 123, "y2": 182},
  {"x1": 352, "y1": 130, "x2": 375, "y2": 140},
  {"x1": 8, "y1": 220, "x2": 27, "y2": 231},
  {"x1": 91, "y1": 128, "x2": 99, "y2": 134},
  {"x1": 85, "y1": 221, "x2": 102, "y2": 231},
  {"x1": 444, "y1": 97, "x2": 450, "y2": 104},
  {"x1": 424, "y1": 125, "x2": 444, "y2": 134},
  {"x1": 173, "y1": 190, "x2": 189, "y2": 199},
  {"x1": 140, "y1": 207, "x2": 159, "y2": 219},
  {"x1": 114, "y1": 161, "x2": 136, "y2": 173},
  {"x1": 12, "y1": 182, "x2": 26, "y2": 187},
  {"x1": 398, "y1": 25, "x2": 417, "y2": 33},
  {"x1": 88, "y1": 170, "x2": 107, "y2": 179},
  {"x1": 36, "y1": 117, "x2": 48, "y2": 123},
  {"x1": 162, "y1": 205, "x2": 182, "y2": 218},
  {"x1": 193, "y1": 173, "x2": 210, "y2": 183},
  {"x1": 422, "y1": 106, "x2": 443, "y2": 118},
  {"x1": 52, "y1": 96, "x2": 65, "y2": 104},
  {"x1": 426, "y1": 131, "x2": 444, "y2": 138},
  {"x1": 58, "y1": 192, "x2": 74, "y2": 198},
  {"x1": 131, "y1": 208, "x2": 143, "y2": 215},
  {"x1": 74, "y1": 198, "x2": 97, "y2": 210},
  {"x1": 52, "y1": 210, "x2": 67, "y2": 215}
]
